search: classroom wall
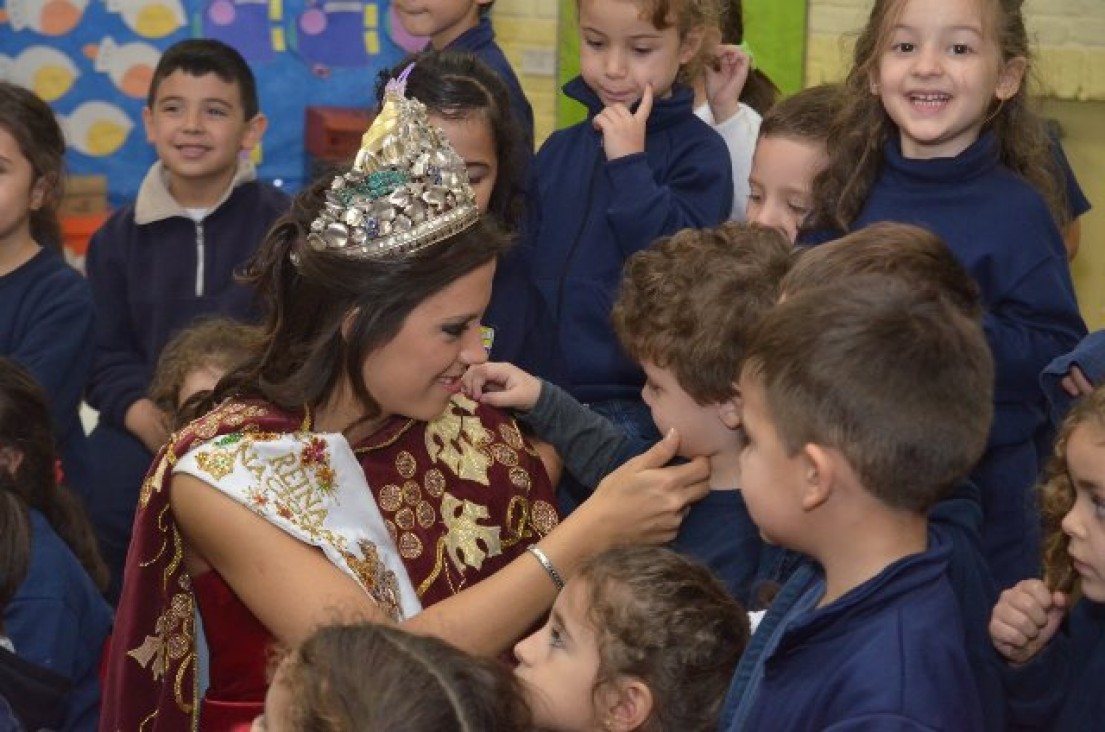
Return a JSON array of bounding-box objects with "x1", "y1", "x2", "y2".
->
[{"x1": 805, "y1": 0, "x2": 1105, "y2": 329}]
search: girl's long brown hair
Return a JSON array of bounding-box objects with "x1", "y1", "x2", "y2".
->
[{"x1": 809, "y1": 0, "x2": 1067, "y2": 233}]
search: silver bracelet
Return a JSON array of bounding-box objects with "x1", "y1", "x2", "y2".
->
[{"x1": 527, "y1": 544, "x2": 565, "y2": 591}]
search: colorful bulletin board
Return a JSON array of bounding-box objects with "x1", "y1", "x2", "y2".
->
[
  {"x1": 0, "y1": 0, "x2": 423, "y2": 206},
  {"x1": 556, "y1": 0, "x2": 808, "y2": 128}
]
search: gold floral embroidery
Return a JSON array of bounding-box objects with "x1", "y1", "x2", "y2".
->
[
  {"x1": 340, "y1": 540, "x2": 402, "y2": 621},
  {"x1": 402, "y1": 480, "x2": 421, "y2": 506},
  {"x1": 424, "y1": 396, "x2": 493, "y2": 485},
  {"x1": 379, "y1": 484, "x2": 403, "y2": 512},
  {"x1": 490, "y1": 443, "x2": 519, "y2": 467},
  {"x1": 440, "y1": 492, "x2": 502, "y2": 571},
  {"x1": 424, "y1": 469, "x2": 445, "y2": 497},
  {"x1": 127, "y1": 575, "x2": 194, "y2": 704},
  {"x1": 531, "y1": 500, "x2": 558, "y2": 536},
  {"x1": 508, "y1": 467, "x2": 532, "y2": 491},
  {"x1": 396, "y1": 450, "x2": 417, "y2": 479},
  {"x1": 499, "y1": 422, "x2": 524, "y2": 450}
]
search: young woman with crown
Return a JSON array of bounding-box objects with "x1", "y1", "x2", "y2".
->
[{"x1": 100, "y1": 68, "x2": 710, "y2": 731}]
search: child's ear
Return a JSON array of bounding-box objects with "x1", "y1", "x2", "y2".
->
[
  {"x1": 798, "y1": 443, "x2": 833, "y2": 511},
  {"x1": 678, "y1": 27, "x2": 705, "y2": 66},
  {"x1": 29, "y1": 176, "x2": 48, "y2": 211},
  {"x1": 718, "y1": 395, "x2": 741, "y2": 430},
  {"x1": 240, "y1": 112, "x2": 268, "y2": 152},
  {"x1": 600, "y1": 678, "x2": 653, "y2": 732},
  {"x1": 995, "y1": 56, "x2": 1026, "y2": 101}
]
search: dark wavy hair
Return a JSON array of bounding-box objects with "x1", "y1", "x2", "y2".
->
[
  {"x1": 277, "y1": 623, "x2": 532, "y2": 731},
  {"x1": 0, "y1": 359, "x2": 109, "y2": 595},
  {"x1": 203, "y1": 176, "x2": 511, "y2": 422},
  {"x1": 578, "y1": 546, "x2": 748, "y2": 731},
  {"x1": 0, "y1": 82, "x2": 66, "y2": 251},
  {"x1": 809, "y1": 0, "x2": 1066, "y2": 232},
  {"x1": 376, "y1": 50, "x2": 527, "y2": 231}
]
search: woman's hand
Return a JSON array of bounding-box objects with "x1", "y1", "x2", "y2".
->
[
  {"x1": 989, "y1": 579, "x2": 1069, "y2": 665},
  {"x1": 575, "y1": 428, "x2": 710, "y2": 547}
]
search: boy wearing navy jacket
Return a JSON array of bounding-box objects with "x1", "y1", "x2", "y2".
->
[
  {"x1": 84, "y1": 39, "x2": 289, "y2": 600},
  {"x1": 720, "y1": 276, "x2": 991, "y2": 730},
  {"x1": 526, "y1": 0, "x2": 732, "y2": 443}
]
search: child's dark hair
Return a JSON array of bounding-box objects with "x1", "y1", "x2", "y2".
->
[
  {"x1": 278, "y1": 623, "x2": 532, "y2": 731},
  {"x1": 376, "y1": 50, "x2": 526, "y2": 230},
  {"x1": 612, "y1": 223, "x2": 792, "y2": 404},
  {"x1": 147, "y1": 39, "x2": 259, "y2": 120},
  {"x1": 1039, "y1": 385, "x2": 1105, "y2": 596},
  {"x1": 809, "y1": 0, "x2": 1066, "y2": 232},
  {"x1": 0, "y1": 82, "x2": 66, "y2": 251},
  {"x1": 149, "y1": 317, "x2": 260, "y2": 424},
  {"x1": 758, "y1": 84, "x2": 841, "y2": 143},
  {"x1": 743, "y1": 277, "x2": 993, "y2": 512},
  {"x1": 577, "y1": 546, "x2": 749, "y2": 731},
  {"x1": 781, "y1": 222, "x2": 982, "y2": 321},
  {"x1": 207, "y1": 176, "x2": 511, "y2": 420},
  {"x1": 718, "y1": 0, "x2": 779, "y2": 113},
  {"x1": 0, "y1": 358, "x2": 108, "y2": 593}
]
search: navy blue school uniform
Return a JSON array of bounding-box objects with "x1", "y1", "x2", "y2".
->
[
  {"x1": 445, "y1": 16, "x2": 534, "y2": 153},
  {"x1": 803, "y1": 132, "x2": 1086, "y2": 588},
  {"x1": 719, "y1": 527, "x2": 985, "y2": 731},
  {"x1": 526, "y1": 77, "x2": 732, "y2": 411},
  {"x1": 0, "y1": 248, "x2": 93, "y2": 495},
  {"x1": 5, "y1": 510, "x2": 113, "y2": 732},
  {"x1": 1002, "y1": 598, "x2": 1105, "y2": 730}
]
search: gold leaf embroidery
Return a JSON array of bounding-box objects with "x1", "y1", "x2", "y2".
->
[
  {"x1": 440, "y1": 492, "x2": 502, "y2": 571},
  {"x1": 424, "y1": 397, "x2": 493, "y2": 485}
]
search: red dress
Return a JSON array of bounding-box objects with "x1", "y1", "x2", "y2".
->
[{"x1": 100, "y1": 396, "x2": 558, "y2": 731}]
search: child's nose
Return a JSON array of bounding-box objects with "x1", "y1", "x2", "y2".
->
[
  {"x1": 1061, "y1": 502, "x2": 1084, "y2": 539},
  {"x1": 513, "y1": 632, "x2": 536, "y2": 666},
  {"x1": 911, "y1": 45, "x2": 943, "y2": 76},
  {"x1": 604, "y1": 49, "x2": 627, "y2": 78}
]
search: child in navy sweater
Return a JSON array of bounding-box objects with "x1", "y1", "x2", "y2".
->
[
  {"x1": 392, "y1": 0, "x2": 534, "y2": 151},
  {"x1": 84, "y1": 41, "x2": 288, "y2": 596},
  {"x1": 0, "y1": 359, "x2": 112, "y2": 732},
  {"x1": 720, "y1": 274, "x2": 991, "y2": 729},
  {"x1": 466, "y1": 223, "x2": 792, "y2": 604},
  {"x1": 804, "y1": 0, "x2": 1086, "y2": 589},
  {"x1": 990, "y1": 384, "x2": 1105, "y2": 730},
  {"x1": 526, "y1": 0, "x2": 732, "y2": 443},
  {"x1": 0, "y1": 82, "x2": 94, "y2": 498}
]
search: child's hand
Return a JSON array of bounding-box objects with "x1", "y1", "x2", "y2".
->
[
  {"x1": 705, "y1": 45, "x2": 751, "y2": 124},
  {"x1": 463, "y1": 361, "x2": 542, "y2": 412},
  {"x1": 593, "y1": 84, "x2": 653, "y2": 161},
  {"x1": 989, "y1": 579, "x2": 1069, "y2": 665},
  {"x1": 124, "y1": 397, "x2": 171, "y2": 453},
  {"x1": 1061, "y1": 365, "x2": 1094, "y2": 398}
]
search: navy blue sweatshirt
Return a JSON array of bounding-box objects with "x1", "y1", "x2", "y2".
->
[
  {"x1": 85, "y1": 163, "x2": 289, "y2": 427},
  {"x1": 1002, "y1": 598, "x2": 1105, "y2": 730},
  {"x1": 0, "y1": 248, "x2": 93, "y2": 484},
  {"x1": 447, "y1": 16, "x2": 534, "y2": 154},
  {"x1": 526, "y1": 77, "x2": 732, "y2": 403},
  {"x1": 720, "y1": 527, "x2": 985, "y2": 731}
]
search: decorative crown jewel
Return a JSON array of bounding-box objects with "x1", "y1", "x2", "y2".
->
[{"x1": 306, "y1": 64, "x2": 479, "y2": 260}]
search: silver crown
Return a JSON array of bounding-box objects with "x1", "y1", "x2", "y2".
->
[{"x1": 306, "y1": 65, "x2": 479, "y2": 260}]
